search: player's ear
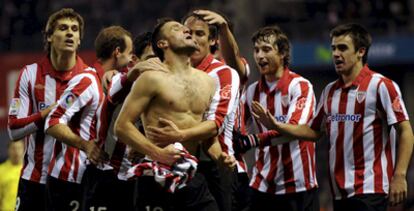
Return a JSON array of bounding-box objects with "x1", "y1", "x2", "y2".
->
[
  {"x1": 357, "y1": 47, "x2": 366, "y2": 60},
  {"x1": 157, "y1": 39, "x2": 168, "y2": 49},
  {"x1": 114, "y1": 46, "x2": 121, "y2": 57}
]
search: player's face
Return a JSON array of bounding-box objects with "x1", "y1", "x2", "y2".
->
[
  {"x1": 116, "y1": 36, "x2": 134, "y2": 69},
  {"x1": 163, "y1": 21, "x2": 198, "y2": 54},
  {"x1": 253, "y1": 37, "x2": 284, "y2": 76},
  {"x1": 138, "y1": 45, "x2": 155, "y2": 61},
  {"x1": 184, "y1": 17, "x2": 215, "y2": 65},
  {"x1": 331, "y1": 34, "x2": 364, "y2": 75},
  {"x1": 48, "y1": 18, "x2": 81, "y2": 54}
]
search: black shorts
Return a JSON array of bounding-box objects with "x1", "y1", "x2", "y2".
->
[
  {"x1": 15, "y1": 178, "x2": 46, "y2": 211},
  {"x1": 82, "y1": 165, "x2": 135, "y2": 211},
  {"x1": 198, "y1": 160, "x2": 236, "y2": 211},
  {"x1": 135, "y1": 172, "x2": 218, "y2": 211},
  {"x1": 250, "y1": 188, "x2": 319, "y2": 211},
  {"x1": 333, "y1": 194, "x2": 388, "y2": 211},
  {"x1": 231, "y1": 172, "x2": 251, "y2": 211},
  {"x1": 46, "y1": 176, "x2": 83, "y2": 211}
]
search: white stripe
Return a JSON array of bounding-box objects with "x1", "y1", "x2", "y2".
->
[
  {"x1": 343, "y1": 88, "x2": 355, "y2": 195},
  {"x1": 328, "y1": 88, "x2": 341, "y2": 198}
]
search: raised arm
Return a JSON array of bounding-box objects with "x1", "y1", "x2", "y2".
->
[{"x1": 114, "y1": 72, "x2": 181, "y2": 165}]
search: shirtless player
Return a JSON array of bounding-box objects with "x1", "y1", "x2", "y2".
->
[{"x1": 114, "y1": 18, "x2": 218, "y2": 211}]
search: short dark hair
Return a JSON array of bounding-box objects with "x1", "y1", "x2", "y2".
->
[
  {"x1": 251, "y1": 25, "x2": 291, "y2": 67},
  {"x1": 182, "y1": 12, "x2": 219, "y2": 53},
  {"x1": 43, "y1": 8, "x2": 84, "y2": 53},
  {"x1": 152, "y1": 18, "x2": 175, "y2": 61},
  {"x1": 94, "y1": 26, "x2": 132, "y2": 60},
  {"x1": 330, "y1": 23, "x2": 372, "y2": 64},
  {"x1": 134, "y1": 32, "x2": 152, "y2": 58}
]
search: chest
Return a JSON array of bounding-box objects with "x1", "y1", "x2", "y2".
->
[
  {"x1": 157, "y1": 76, "x2": 212, "y2": 113},
  {"x1": 32, "y1": 75, "x2": 69, "y2": 111}
]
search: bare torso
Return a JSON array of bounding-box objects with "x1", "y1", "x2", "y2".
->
[{"x1": 142, "y1": 68, "x2": 214, "y2": 154}]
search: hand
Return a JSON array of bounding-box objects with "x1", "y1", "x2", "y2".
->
[
  {"x1": 132, "y1": 57, "x2": 169, "y2": 74},
  {"x1": 41, "y1": 103, "x2": 57, "y2": 119},
  {"x1": 218, "y1": 152, "x2": 236, "y2": 171},
  {"x1": 193, "y1": 10, "x2": 228, "y2": 28},
  {"x1": 251, "y1": 101, "x2": 280, "y2": 130},
  {"x1": 388, "y1": 174, "x2": 407, "y2": 206},
  {"x1": 146, "y1": 118, "x2": 184, "y2": 143},
  {"x1": 233, "y1": 130, "x2": 259, "y2": 154},
  {"x1": 102, "y1": 70, "x2": 118, "y2": 93},
  {"x1": 152, "y1": 144, "x2": 183, "y2": 166},
  {"x1": 82, "y1": 141, "x2": 108, "y2": 165}
]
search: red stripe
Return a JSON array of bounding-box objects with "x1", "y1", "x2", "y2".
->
[
  {"x1": 48, "y1": 142, "x2": 61, "y2": 175},
  {"x1": 281, "y1": 144, "x2": 295, "y2": 193},
  {"x1": 30, "y1": 68, "x2": 46, "y2": 182},
  {"x1": 251, "y1": 84, "x2": 265, "y2": 189},
  {"x1": 384, "y1": 130, "x2": 393, "y2": 186},
  {"x1": 264, "y1": 91, "x2": 278, "y2": 193},
  {"x1": 59, "y1": 146, "x2": 74, "y2": 180},
  {"x1": 73, "y1": 148, "x2": 80, "y2": 181},
  {"x1": 335, "y1": 88, "x2": 349, "y2": 197},
  {"x1": 326, "y1": 85, "x2": 336, "y2": 197},
  {"x1": 213, "y1": 68, "x2": 233, "y2": 130},
  {"x1": 299, "y1": 142, "x2": 311, "y2": 190},
  {"x1": 372, "y1": 108, "x2": 384, "y2": 193}
]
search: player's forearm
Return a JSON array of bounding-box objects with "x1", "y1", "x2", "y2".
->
[
  {"x1": 203, "y1": 137, "x2": 222, "y2": 161},
  {"x1": 275, "y1": 123, "x2": 321, "y2": 141},
  {"x1": 219, "y1": 26, "x2": 246, "y2": 79},
  {"x1": 46, "y1": 124, "x2": 87, "y2": 151},
  {"x1": 115, "y1": 120, "x2": 162, "y2": 159},
  {"x1": 181, "y1": 120, "x2": 218, "y2": 142},
  {"x1": 394, "y1": 123, "x2": 414, "y2": 177}
]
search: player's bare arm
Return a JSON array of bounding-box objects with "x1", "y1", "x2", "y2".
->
[{"x1": 389, "y1": 120, "x2": 414, "y2": 206}]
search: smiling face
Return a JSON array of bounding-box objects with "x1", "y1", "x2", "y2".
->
[
  {"x1": 331, "y1": 34, "x2": 365, "y2": 76},
  {"x1": 47, "y1": 18, "x2": 81, "y2": 54},
  {"x1": 253, "y1": 35, "x2": 284, "y2": 76}
]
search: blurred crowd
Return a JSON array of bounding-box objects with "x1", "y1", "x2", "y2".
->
[{"x1": 1, "y1": 0, "x2": 414, "y2": 52}]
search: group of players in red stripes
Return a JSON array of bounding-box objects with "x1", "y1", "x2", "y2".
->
[{"x1": 7, "y1": 7, "x2": 414, "y2": 211}]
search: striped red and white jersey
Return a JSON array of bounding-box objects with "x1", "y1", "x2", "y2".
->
[
  {"x1": 45, "y1": 66, "x2": 107, "y2": 184},
  {"x1": 310, "y1": 65, "x2": 409, "y2": 199},
  {"x1": 233, "y1": 58, "x2": 250, "y2": 173},
  {"x1": 7, "y1": 56, "x2": 86, "y2": 184},
  {"x1": 106, "y1": 69, "x2": 139, "y2": 180},
  {"x1": 197, "y1": 54, "x2": 240, "y2": 156},
  {"x1": 245, "y1": 68, "x2": 318, "y2": 195}
]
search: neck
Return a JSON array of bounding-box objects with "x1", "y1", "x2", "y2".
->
[
  {"x1": 341, "y1": 62, "x2": 363, "y2": 87},
  {"x1": 164, "y1": 51, "x2": 192, "y2": 73},
  {"x1": 50, "y1": 49, "x2": 77, "y2": 71},
  {"x1": 264, "y1": 65, "x2": 285, "y2": 82},
  {"x1": 98, "y1": 58, "x2": 116, "y2": 72}
]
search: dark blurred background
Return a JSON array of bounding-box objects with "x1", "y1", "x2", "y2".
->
[{"x1": 1, "y1": 0, "x2": 414, "y2": 210}]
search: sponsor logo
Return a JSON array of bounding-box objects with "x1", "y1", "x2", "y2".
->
[
  {"x1": 327, "y1": 113, "x2": 361, "y2": 122},
  {"x1": 38, "y1": 102, "x2": 50, "y2": 111},
  {"x1": 274, "y1": 115, "x2": 287, "y2": 123},
  {"x1": 9, "y1": 98, "x2": 21, "y2": 115},
  {"x1": 392, "y1": 96, "x2": 403, "y2": 113}
]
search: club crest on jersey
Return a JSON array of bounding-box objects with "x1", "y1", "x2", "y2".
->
[
  {"x1": 392, "y1": 96, "x2": 403, "y2": 113},
  {"x1": 295, "y1": 97, "x2": 306, "y2": 110},
  {"x1": 281, "y1": 95, "x2": 289, "y2": 107},
  {"x1": 356, "y1": 91, "x2": 366, "y2": 103},
  {"x1": 9, "y1": 98, "x2": 21, "y2": 115},
  {"x1": 220, "y1": 84, "x2": 232, "y2": 100},
  {"x1": 62, "y1": 93, "x2": 77, "y2": 109}
]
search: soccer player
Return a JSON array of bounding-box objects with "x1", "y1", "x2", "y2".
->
[
  {"x1": 44, "y1": 19, "x2": 109, "y2": 211},
  {"x1": 7, "y1": 8, "x2": 85, "y2": 211},
  {"x1": 0, "y1": 140, "x2": 24, "y2": 211},
  {"x1": 252, "y1": 23, "x2": 414, "y2": 211},
  {"x1": 80, "y1": 25, "x2": 134, "y2": 211},
  {"x1": 145, "y1": 11, "x2": 241, "y2": 211},
  {"x1": 114, "y1": 18, "x2": 218, "y2": 210},
  {"x1": 241, "y1": 25, "x2": 319, "y2": 211}
]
